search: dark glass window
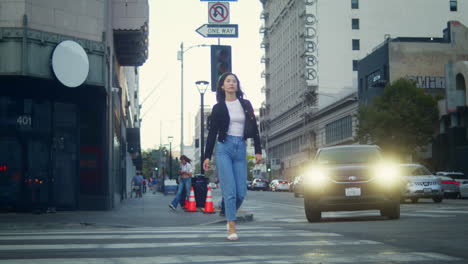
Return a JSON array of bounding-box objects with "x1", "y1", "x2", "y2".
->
[
  {"x1": 351, "y1": 0, "x2": 359, "y2": 9},
  {"x1": 352, "y1": 18, "x2": 360, "y2": 29},
  {"x1": 351, "y1": 18, "x2": 359, "y2": 29},
  {"x1": 353, "y1": 60, "x2": 358, "y2": 71},
  {"x1": 450, "y1": 0, "x2": 457, "y2": 11},
  {"x1": 352, "y1": 39, "x2": 360, "y2": 50},
  {"x1": 325, "y1": 116, "x2": 354, "y2": 145}
]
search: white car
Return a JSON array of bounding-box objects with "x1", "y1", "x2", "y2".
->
[
  {"x1": 270, "y1": 179, "x2": 290, "y2": 192},
  {"x1": 459, "y1": 181, "x2": 468, "y2": 198},
  {"x1": 436, "y1": 171, "x2": 467, "y2": 198},
  {"x1": 400, "y1": 164, "x2": 443, "y2": 203}
]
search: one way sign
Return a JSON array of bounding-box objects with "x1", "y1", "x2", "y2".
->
[{"x1": 196, "y1": 24, "x2": 239, "y2": 38}]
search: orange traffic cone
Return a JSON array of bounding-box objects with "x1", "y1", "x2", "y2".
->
[
  {"x1": 183, "y1": 194, "x2": 189, "y2": 210},
  {"x1": 203, "y1": 186, "x2": 215, "y2": 214},
  {"x1": 186, "y1": 187, "x2": 197, "y2": 212}
]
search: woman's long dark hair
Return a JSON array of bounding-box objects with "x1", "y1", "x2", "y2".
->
[
  {"x1": 216, "y1": 72, "x2": 244, "y2": 102},
  {"x1": 180, "y1": 155, "x2": 191, "y2": 164}
]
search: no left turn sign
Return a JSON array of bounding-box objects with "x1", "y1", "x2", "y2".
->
[{"x1": 208, "y1": 2, "x2": 229, "y2": 24}]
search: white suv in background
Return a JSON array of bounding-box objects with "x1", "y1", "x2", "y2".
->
[{"x1": 401, "y1": 164, "x2": 443, "y2": 203}]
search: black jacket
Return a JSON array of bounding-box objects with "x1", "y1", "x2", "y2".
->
[{"x1": 204, "y1": 98, "x2": 261, "y2": 160}]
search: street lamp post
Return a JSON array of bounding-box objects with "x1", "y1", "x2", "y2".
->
[
  {"x1": 196, "y1": 80, "x2": 209, "y2": 174},
  {"x1": 168, "y1": 136, "x2": 174, "y2": 179},
  {"x1": 178, "y1": 42, "x2": 209, "y2": 155}
]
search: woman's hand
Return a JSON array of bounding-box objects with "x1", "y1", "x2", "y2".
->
[
  {"x1": 255, "y1": 154, "x2": 262, "y2": 164},
  {"x1": 203, "y1": 159, "x2": 210, "y2": 171}
]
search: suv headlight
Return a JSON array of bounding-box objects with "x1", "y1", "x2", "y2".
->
[
  {"x1": 304, "y1": 167, "x2": 329, "y2": 187},
  {"x1": 374, "y1": 162, "x2": 400, "y2": 185}
]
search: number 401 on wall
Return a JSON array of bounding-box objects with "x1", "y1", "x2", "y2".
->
[{"x1": 17, "y1": 115, "x2": 32, "y2": 126}]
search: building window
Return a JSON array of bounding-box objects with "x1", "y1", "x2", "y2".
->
[
  {"x1": 352, "y1": 39, "x2": 360, "y2": 50},
  {"x1": 352, "y1": 18, "x2": 360, "y2": 29},
  {"x1": 450, "y1": 0, "x2": 457, "y2": 11},
  {"x1": 351, "y1": 0, "x2": 359, "y2": 9},
  {"x1": 325, "y1": 116, "x2": 353, "y2": 144},
  {"x1": 353, "y1": 60, "x2": 358, "y2": 71}
]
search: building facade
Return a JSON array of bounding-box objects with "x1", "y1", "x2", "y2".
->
[
  {"x1": 259, "y1": 0, "x2": 467, "y2": 179},
  {"x1": 0, "y1": 0, "x2": 148, "y2": 211},
  {"x1": 357, "y1": 21, "x2": 468, "y2": 173}
]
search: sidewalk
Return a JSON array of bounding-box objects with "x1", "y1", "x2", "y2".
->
[{"x1": 0, "y1": 190, "x2": 253, "y2": 230}]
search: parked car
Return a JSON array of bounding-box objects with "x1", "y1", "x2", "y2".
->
[
  {"x1": 302, "y1": 145, "x2": 401, "y2": 222},
  {"x1": 270, "y1": 179, "x2": 290, "y2": 192},
  {"x1": 460, "y1": 181, "x2": 468, "y2": 198},
  {"x1": 436, "y1": 175, "x2": 460, "y2": 198},
  {"x1": 436, "y1": 171, "x2": 467, "y2": 198},
  {"x1": 292, "y1": 175, "x2": 304, "y2": 197},
  {"x1": 246, "y1": 180, "x2": 252, "y2": 190},
  {"x1": 400, "y1": 164, "x2": 443, "y2": 203},
  {"x1": 251, "y1": 178, "x2": 269, "y2": 191}
]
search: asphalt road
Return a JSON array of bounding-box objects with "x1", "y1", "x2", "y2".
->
[{"x1": 0, "y1": 189, "x2": 467, "y2": 264}]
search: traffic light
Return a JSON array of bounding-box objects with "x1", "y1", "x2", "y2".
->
[
  {"x1": 210, "y1": 45, "x2": 232, "y2": 92},
  {"x1": 154, "y1": 167, "x2": 158, "y2": 171}
]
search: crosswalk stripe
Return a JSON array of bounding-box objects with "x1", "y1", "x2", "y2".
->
[
  {"x1": 0, "y1": 252, "x2": 462, "y2": 264},
  {"x1": 0, "y1": 226, "x2": 281, "y2": 236},
  {"x1": 418, "y1": 210, "x2": 468, "y2": 214},
  {"x1": 402, "y1": 213, "x2": 456, "y2": 218},
  {"x1": 0, "y1": 231, "x2": 342, "y2": 240},
  {"x1": 0, "y1": 239, "x2": 382, "y2": 251}
]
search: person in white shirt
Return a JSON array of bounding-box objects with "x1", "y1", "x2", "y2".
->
[
  {"x1": 169, "y1": 155, "x2": 193, "y2": 210},
  {"x1": 203, "y1": 72, "x2": 262, "y2": 240}
]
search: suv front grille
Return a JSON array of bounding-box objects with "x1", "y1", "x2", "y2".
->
[{"x1": 414, "y1": 181, "x2": 438, "y2": 186}]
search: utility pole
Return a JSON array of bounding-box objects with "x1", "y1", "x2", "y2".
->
[{"x1": 179, "y1": 42, "x2": 184, "y2": 155}]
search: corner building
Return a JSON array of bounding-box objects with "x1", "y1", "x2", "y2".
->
[
  {"x1": 0, "y1": 0, "x2": 148, "y2": 211},
  {"x1": 259, "y1": 0, "x2": 467, "y2": 179}
]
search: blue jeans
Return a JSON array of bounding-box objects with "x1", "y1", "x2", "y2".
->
[
  {"x1": 171, "y1": 177, "x2": 192, "y2": 208},
  {"x1": 216, "y1": 135, "x2": 247, "y2": 221}
]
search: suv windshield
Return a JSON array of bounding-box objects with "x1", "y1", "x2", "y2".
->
[{"x1": 316, "y1": 147, "x2": 382, "y2": 164}]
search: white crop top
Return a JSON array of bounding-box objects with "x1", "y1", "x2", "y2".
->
[{"x1": 226, "y1": 99, "x2": 245, "y2": 137}]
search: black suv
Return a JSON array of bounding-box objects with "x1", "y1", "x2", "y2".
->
[{"x1": 303, "y1": 145, "x2": 401, "y2": 222}]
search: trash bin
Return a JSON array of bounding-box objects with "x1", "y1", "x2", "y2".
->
[{"x1": 192, "y1": 174, "x2": 209, "y2": 208}]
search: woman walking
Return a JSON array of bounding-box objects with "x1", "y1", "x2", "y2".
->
[
  {"x1": 168, "y1": 155, "x2": 193, "y2": 210},
  {"x1": 203, "y1": 72, "x2": 262, "y2": 240}
]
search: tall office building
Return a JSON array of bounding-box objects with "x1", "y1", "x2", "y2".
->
[{"x1": 259, "y1": 0, "x2": 467, "y2": 177}]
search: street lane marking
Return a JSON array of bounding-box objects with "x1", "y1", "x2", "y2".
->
[
  {"x1": 0, "y1": 231, "x2": 342, "y2": 240},
  {"x1": 402, "y1": 213, "x2": 456, "y2": 218},
  {"x1": 259, "y1": 201, "x2": 304, "y2": 209},
  {"x1": 0, "y1": 240, "x2": 382, "y2": 251},
  {"x1": 0, "y1": 227, "x2": 282, "y2": 236},
  {"x1": 0, "y1": 252, "x2": 461, "y2": 263},
  {"x1": 418, "y1": 210, "x2": 468, "y2": 214}
]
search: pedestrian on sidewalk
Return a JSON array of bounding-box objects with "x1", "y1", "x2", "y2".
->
[
  {"x1": 203, "y1": 72, "x2": 262, "y2": 241},
  {"x1": 169, "y1": 155, "x2": 193, "y2": 210},
  {"x1": 132, "y1": 171, "x2": 144, "y2": 198}
]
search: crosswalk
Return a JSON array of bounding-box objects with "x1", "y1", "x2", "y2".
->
[{"x1": 0, "y1": 225, "x2": 463, "y2": 264}]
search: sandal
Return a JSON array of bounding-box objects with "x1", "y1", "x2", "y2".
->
[
  {"x1": 227, "y1": 233, "x2": 238, "y2": 240},
  {"x1": 226, "y1": 223, "x2": 238, "y2": 240}
]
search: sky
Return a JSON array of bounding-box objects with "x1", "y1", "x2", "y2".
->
[{"x1": 139, "y1": 1, "x2": 264, "y2": 151}]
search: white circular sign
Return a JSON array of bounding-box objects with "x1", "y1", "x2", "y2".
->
[
  {"x1": 52, "y1": 40, "x2": 89, "y2": 88},
  {"x1": 209, "y1": 3, "x2": 229, "y2": 24}
]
